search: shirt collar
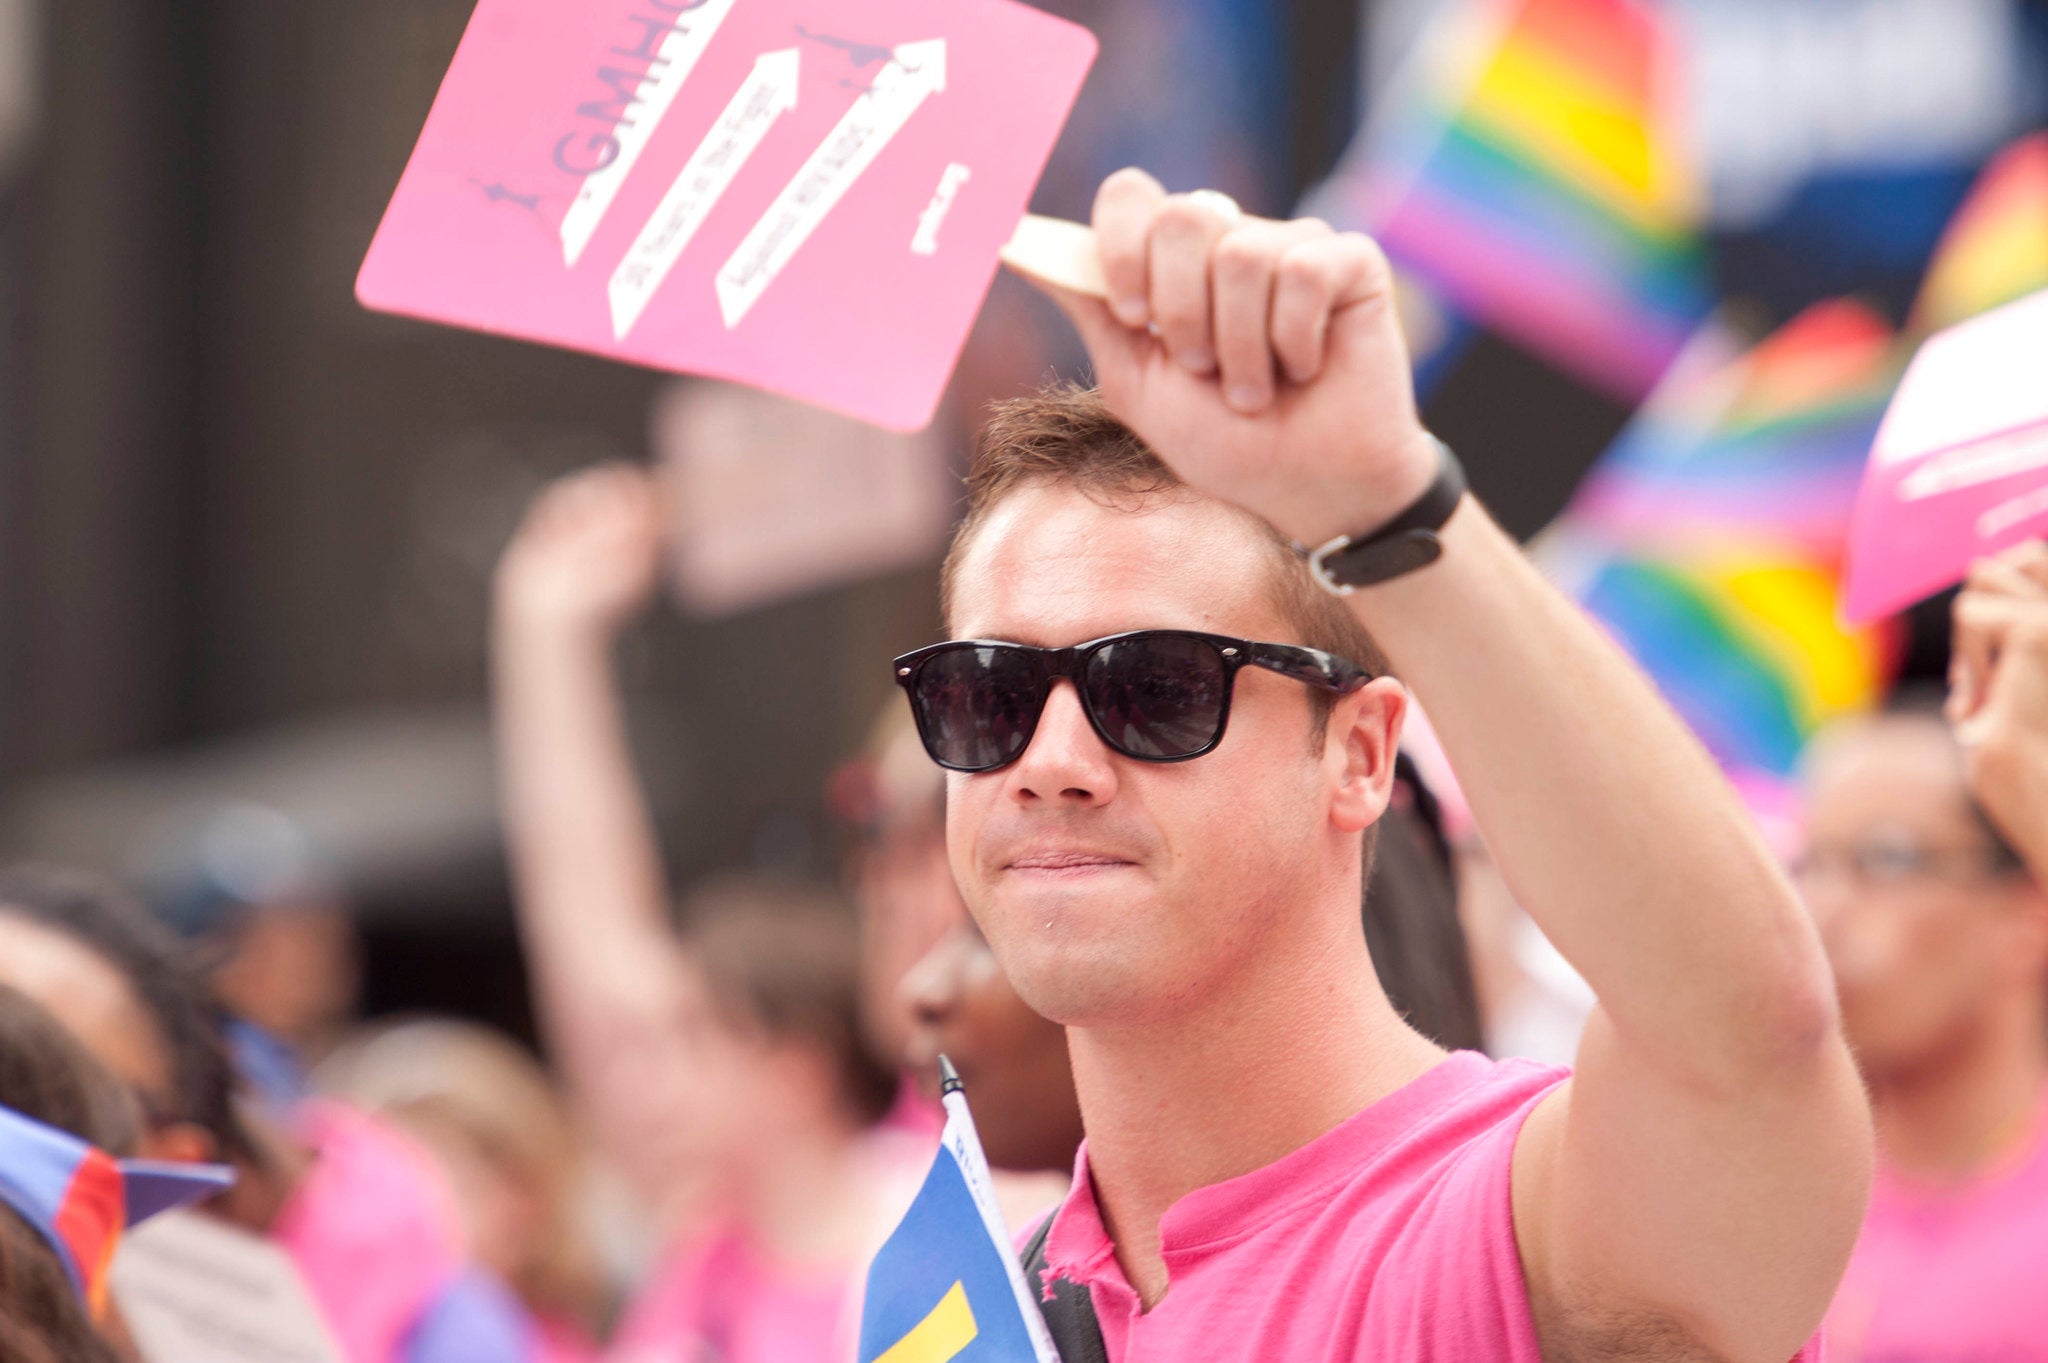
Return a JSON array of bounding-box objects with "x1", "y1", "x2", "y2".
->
[{"x1": 1041, "y1": 1051, "x2": 1496, "y2": 1292}]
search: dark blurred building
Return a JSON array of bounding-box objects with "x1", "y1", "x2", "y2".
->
[{"x1": 0, "y1": 0, "x2": 1362, "y2": 1032}]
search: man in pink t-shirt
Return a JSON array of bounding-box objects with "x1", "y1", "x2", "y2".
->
[
  {"x1": 1804, "y1": 544, "x2": 2048, "y2": 1362},
  {"x1": 894, "y1": 171, "x2": 1872, "y2": 1360}
]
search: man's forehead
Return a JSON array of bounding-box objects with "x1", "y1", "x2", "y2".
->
[
  {"x1": 1804, "y1": 715, "x2": 1972, "y2": 821},
  {"x1": 948, "y1": 484, "x2": 1285, "y2": 642},
  {"x1": 1808, "y1": 713, "x2": 1958, "y2": 775}
]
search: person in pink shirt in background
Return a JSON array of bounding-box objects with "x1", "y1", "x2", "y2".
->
[
  {"x1": 492, "y1": 476, "x2": 928, "y2": 1363},
  {"x1": 318, "y1": 1016, "x2": 614, "y2": 1363},
  {"x1": 893, "y1": 170, "x2": 1874, "y2": 1360},
  {"x1": 1806, "y1": 542, "x2": 2048, "y2": 1363},
  {"x1": 0, "y1": 864, "x2": 538, "y2": 1363}
]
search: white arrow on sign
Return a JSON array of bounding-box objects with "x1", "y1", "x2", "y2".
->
[
  {"x1": 559, "y1": 0, "x2": 739, "y2": 268},
  {"x1": 609, "y1": 48, "x2": 801, "y2": 339},
  {"x1": 714, "y1": 38, "x2": 946, "y2": 329}
]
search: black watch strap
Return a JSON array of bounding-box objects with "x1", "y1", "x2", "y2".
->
[{"x1": 1305, "y1": 438, "x2": 1467, "y2": 594}]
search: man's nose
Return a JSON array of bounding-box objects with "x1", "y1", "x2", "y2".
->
[{"x1": 1008, "y1": 680, "x2": 1118, "y2": 806}]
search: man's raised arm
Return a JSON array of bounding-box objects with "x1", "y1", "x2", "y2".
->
[
  {"x1": 1039, "y1": 169, "x2": 1871, "y2": 1361},
  {"x1": 491, "y1": 464, "x2": 700, "y2": 1217}
]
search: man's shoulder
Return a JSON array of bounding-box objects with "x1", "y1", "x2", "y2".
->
[
  {"x1": 1303, "y1": 1054, "x2": 1570, "y2": 1278},
  {"x1": 1374, "y1": 1052, "x2": 1570, "y2": 1164},
  {"x1": 1272, "y1": 1055, "x2": 1575, "y2": 1356},
  {"x1": 1412, "y1": 1052, "x2": 1569, "y2": 1115},
  {"x1": 1274, "y1": 1052, "x2": 1569, "y2": 1244}
]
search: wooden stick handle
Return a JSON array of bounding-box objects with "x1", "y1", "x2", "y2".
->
[{"x1": 999, "y1": 213, "x2": 1108, "y2": 299}]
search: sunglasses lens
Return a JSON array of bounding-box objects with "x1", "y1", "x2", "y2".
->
[
  {"x1": 1084, "y1": 635, "x2": 1230, "y2": 759},
  {"x1": 911, "y1": 646, "x2": 1044, "y2": 771}
]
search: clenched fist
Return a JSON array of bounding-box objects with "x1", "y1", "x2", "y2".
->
[{"x1": 1029, "y1": 169, "x2": 1441, "y2": 548}]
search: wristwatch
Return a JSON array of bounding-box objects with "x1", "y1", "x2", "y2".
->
[{"x1": 1304, "y1": 437, "x2": 1467, "y2": 595}]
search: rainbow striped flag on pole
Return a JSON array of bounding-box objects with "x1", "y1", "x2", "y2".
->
[
  {"x1": 1336, "y1": 0, "x2": 1710, "y2": 400},
  {"x1": 1910, "y1": 131, "x2": 2048, "y2": 336},
  {"x1": 1543, "y1": 302, "x2": 1904, "y2": 824}
]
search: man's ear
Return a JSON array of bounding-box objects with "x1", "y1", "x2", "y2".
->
[{"x1": 1329, "y1": 677, "x2": 1407, "y2": 834}]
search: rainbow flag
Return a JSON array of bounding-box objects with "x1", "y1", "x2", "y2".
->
[
  {"x1": 1545, "y1": 302, "x2": 1904, "y2": 786},
  {"x1": 1911, "y1": 132, "x2": 2048, "y2": 335},
  {"x1": 1345, "y1": 0, "x2": 1710, "y2": 400}
]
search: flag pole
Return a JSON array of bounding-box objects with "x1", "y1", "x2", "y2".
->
[{"x1": 937, "y1": 1056, "x2": 1064, "y2": 1363}]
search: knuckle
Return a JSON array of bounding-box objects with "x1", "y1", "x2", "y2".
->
[
  {"x1": 1211, "y1": 231, "x2": 1273, "y2": 284},
  {"x1": 1337, "y1": 230, "x2": 1391, "y2": 276},
  {"x1": 1276, "y1": 247, "x2": 1332, "y2": 296},
  {"x1": 1099, "y1": 166, "x2": 1159, "y2": 204},
  {"x1": 1273, "y1": 311, "x2": 1319, "y2": 350},
  {"x1": 1154, "y1": 196, "x2": 1217, "y2": 242}
]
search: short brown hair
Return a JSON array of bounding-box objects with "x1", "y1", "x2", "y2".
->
[{"x1": 940, "y1": 384, "x2": 1392, "y2": 730}]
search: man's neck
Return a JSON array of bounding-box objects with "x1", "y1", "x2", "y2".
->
[
  {"x1": 1870, "y1": 995, "x2": 2048, "y2": 1184},
  {"x1": 1068, "y1": 919, "x2": 1445, "y2": 1309}
]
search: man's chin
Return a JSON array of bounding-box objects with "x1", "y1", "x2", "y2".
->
[{"x1": 999, "y1": 939, "x2": 1169, "y2": 1029}]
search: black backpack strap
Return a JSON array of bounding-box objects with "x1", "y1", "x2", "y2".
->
[{"x1": 1021, "y1": 1213, "x2": 1109, "y2": 1363}]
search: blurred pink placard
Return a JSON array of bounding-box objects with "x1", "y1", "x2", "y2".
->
[
  {"x1": 1843, "y1": 289, "x2": 2048, "y2": 622},
  {"x1": 653, "y1": 381, "x2": 953, "y2": 615},
  {"x1": 357, "y1": 0, "x2": 1095, "y2": 431}
]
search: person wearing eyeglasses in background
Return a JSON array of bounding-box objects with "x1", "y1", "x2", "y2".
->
[
  {"x1": 1804, "y1": 542, "x2": 2048, "y2": 1362},
  {"x1": 888, "y1": 171, "x2": 1870, "y2": 1361},
  {"x1": 492, "y1": 470, "x2": 934, "y2": 1363}
]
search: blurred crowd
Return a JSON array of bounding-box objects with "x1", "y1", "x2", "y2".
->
[
  {"x1": 10, "y1": 460, "x2": 2048, "y2": 1361},
  {"x1": 1, "y1": 0, "x2": 2046, "y2": 1360}
]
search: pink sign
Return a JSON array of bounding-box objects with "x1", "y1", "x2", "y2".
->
[
  {"x1": 357, "y1": 0, "x2": 1096, "y2": 431},
  {"x1": 1843, "y1": 288, "x2": 2048, "y2": 622}
]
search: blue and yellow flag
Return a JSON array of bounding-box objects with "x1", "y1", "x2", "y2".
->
[{"x1": 859, "y1": 1063, "x2": 1058, "y2": 1363}]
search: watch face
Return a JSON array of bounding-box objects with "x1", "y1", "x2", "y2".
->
[{"x1": 1332, "y1": 530, "x2": 1443, "y2": 587}]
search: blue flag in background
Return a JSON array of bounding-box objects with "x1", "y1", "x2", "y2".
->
[{"x1": 859, "y1": 1066, "x2": 1058, "y2": 1363}]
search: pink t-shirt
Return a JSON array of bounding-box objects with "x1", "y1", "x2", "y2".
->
[
  {"x1": 271, "y1": 1101, "x2": 468, "y2": 1363},
  {"x1": 1039, "y1": 1051, "x2": 1823, "y2": 1362},
  {"x1": 603, "y1": 1220, "x2": 853, "y2": 1363},
  {"x1": 1825, "y1": 1094, "x2": 2048, "y2": 1363}
]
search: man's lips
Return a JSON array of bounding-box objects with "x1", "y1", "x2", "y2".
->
[{"x1": 1003, "y1": 850, "x2": 1136, "y2": 873}]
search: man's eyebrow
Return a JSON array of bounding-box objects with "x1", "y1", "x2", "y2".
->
[{"x1": 944, "y1": 633, "x2": 1046, "y2": 648}]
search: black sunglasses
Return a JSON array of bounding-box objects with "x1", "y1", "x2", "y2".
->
[{"x1": 892, "y1": 629, "x2": 1374, "y2": 773}]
